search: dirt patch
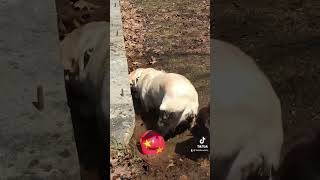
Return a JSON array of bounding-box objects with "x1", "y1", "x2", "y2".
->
[
  {"x1": 119, "y1": 0, "x2": 210, "y2": 179},
  {"x1": 121, "y1": 0, "x2": 210, "y2": 71},
  {"x1": 212, "y1": 0, "x2": 320, "y2": 178}
]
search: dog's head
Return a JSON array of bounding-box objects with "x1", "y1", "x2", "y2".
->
[{"x1": 129, "y1": 68, "x2": 145, "y2": 89}]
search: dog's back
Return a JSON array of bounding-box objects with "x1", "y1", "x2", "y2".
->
[
  {"x1": 211, "y1": 39, "x2": 283, "y2": 180},
  {"x1": 161, "y1": 73, "x2": 199, "y2": 122},
  {"x1": 148, "y1": 72, "x2": 198, "y2": 111}
]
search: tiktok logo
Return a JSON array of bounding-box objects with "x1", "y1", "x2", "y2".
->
[
  {"x1": 197, "y1": 136, "x2": 208, "y2": 149},
  {"x1": 199, "y1": 137, "x2": 206, "y2": 144},
  {"x1": 191, "y1": 136, "x2": 209, "y2": 152}
]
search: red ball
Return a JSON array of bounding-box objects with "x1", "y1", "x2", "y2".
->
[{"x1": 140, "y1": 130, "x2": 165, "y2": 155}]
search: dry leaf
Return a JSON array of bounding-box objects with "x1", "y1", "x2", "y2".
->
[
  {"x1": 73, "y1": 0, "x2": 100, "y2": 11},
  {"x1": 179, "y1": 175, "x2": 189, "y2": 180},
  {"x1": 148, "y1": 56, "x2": 157, "y2": 65},
  {"x1": 153, "y1": 48, "x2": 162, "y2": 54},
  {"x1": 200, "y1": 159, "x2": 210, "y2": 168},
  {"x1": 132, "y1": 61, "x2": 142, "y2": 66},
  {"x1": 110, "y1": 158, "x2": 118, "y2": 166},
  {"x1": 111, "y1": 174, "x2": 121, "y2": 180},
  {"x1": 166, "y1": 160, "x2": 175, "y2": 169}
]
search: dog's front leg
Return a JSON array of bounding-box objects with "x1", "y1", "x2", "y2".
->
[
  {"x1": 157, "y1": 110, "x2": 171, "y2": 135},
  {"x1": 139, "y1": 92, "x2": 150, "y2": 112},
  {"x1": 141, "y1": 101, "x2": 150, "y2": 112}
]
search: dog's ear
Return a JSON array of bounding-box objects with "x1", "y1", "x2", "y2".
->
[
  {"x1": 130, "y1": 69, "x2": 142, "y2": 87},
  {"x1": 129, "y1": 71, "x2": 137, "y2": 87},
  {"x1": 135, "y1": 76, "x2": 141, "y2": 85},
  {"x1": 129, "y1": 80, "x2": 134, "y2": 87}
]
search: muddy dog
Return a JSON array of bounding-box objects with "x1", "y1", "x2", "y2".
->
[
  {"x1": 60, "y1": 21, "x2": 109, "y2": 179},
  {"x1": 211, "y1": 39, "x2": 283, "y2": 180},
  {"x1": 129, "y1": 68, "x2": 199, "y2": 137}
]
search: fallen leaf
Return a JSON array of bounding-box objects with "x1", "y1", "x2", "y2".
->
[
  {"x1": 148, "y1": 56, "x2": 157, "y2": 65},
  {"x1": 73, "y1": 0, "x2": 100, "y2": 11},
  {"x1": 153, "y1": 48, "x2": 162, "y2": 54},
  {"x1": 111, "y1": 174, "x2": 121, "y2": 180},
  {"x1": 110, "y1": 158, "x2": 118, "y2": 166},
  {"x1": 200, "y1": 159, "x2": 210, "y2": 168},
  {"x1": 132, "y1": 62, "x2": 141, "y2": 67},
  {"x1": 179, "y1": 175, "x2": 189, "y2": 180},
  {"x1": 166, "y1": 160, "x2": 175, "y2": 169}
]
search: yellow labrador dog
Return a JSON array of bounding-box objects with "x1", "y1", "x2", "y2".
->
[
  {"x1": 211, "y1": 39, "x2": 283, "y2": 180},
  {"x1": 129, "y1": 68, "x2": 199, "y2": 136},
  {"x1": 60, "y1": 21, "x2": 109, "y2": 179}
]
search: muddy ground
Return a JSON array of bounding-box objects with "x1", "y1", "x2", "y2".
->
[
  {"x1": 212, "y1": 0, "x2": 320, "y2": 178},
  {"x1": 117, "y1": 0, "x2": 211, "y2": 179}
]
